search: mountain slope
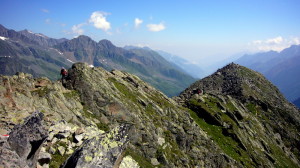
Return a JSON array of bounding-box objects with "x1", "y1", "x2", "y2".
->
[
  {"x1": 0, "y1": 63, "x2": 238, "y2": 168},
  {"x1": 179, "y1": 63, "x2": 300, "y2": 167},
  {"x1": 235, "y1": 45, "x2": 300, "y2": 101}
]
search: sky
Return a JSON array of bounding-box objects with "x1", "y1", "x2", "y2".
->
[{"x1": 1, "y1": 0, "x2": 300, "y2": 66}]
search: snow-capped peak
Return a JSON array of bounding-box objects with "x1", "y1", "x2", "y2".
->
[
  {"x1": 35, "y1": 33, "x2": 48, "y2": 38},
  {"x1": 0, "y1": 36, "x2": 8, "y2": 40}
]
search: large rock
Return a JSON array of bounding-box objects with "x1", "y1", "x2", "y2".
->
[
  {"x1": 7, "y1": 111, "x2": 48, "y2": 168},
  {"x1": 62, "y1": 123, "x2": 132, "y2": 168},
  {"x1": 0, "y1": 135, "x2": 29, "y2": 168}
]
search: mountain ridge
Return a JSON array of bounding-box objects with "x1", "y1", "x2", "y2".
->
[
  {"x1": 235, "y1": 45, "x2": 300, "y2": 103},
  {"x1": 1, "y1": 62, "x2": 299, "y2": 167},
  {"x1": 178, "y1": 63, "x2": 300, "y2": 167}
]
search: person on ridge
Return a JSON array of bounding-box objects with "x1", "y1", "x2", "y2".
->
[{"x1": 60, "y1": 67, "x2": 68, "y2": 85}]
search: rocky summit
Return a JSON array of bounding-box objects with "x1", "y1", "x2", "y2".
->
[
  {"x1": 0, "y1": 62, "x2": 299, "y2": 168},
  {"x1": 179, "y1": 63, "x2": 300, "y2": 167}
]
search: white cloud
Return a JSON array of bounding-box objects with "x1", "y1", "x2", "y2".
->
[
  {"x1": 266, "y1": 36, "x2": 283, "y2": 45},
  {"x1": 134, "y1": 18, "x2": 143, "y2": 28},
  {"x1": 292, "y1": 37, "x2": 300, "y2": 44},
  {"x1": 147, "y1": 22, "x2": 166, "y2": 32},
  {"x1": 72, "y1": 23, "x2": 85, "y2": 35},
  {"x1": 136, "y1": 43, "x2": 150, "y2": 48},
  {"x1": 41, "y1": 9, "x2": 49, "y2": 13},
  {"x1": 89, "y1": 11, "x2": 111, "y2": 31},
  {"x1": 45, "y1": 19, "x2": 51, "y2": 24},
  {"x1": 249, "y1": 36, "x2": 300, "y2": 52}
]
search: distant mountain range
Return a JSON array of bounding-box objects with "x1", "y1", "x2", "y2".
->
[
  {"x1": 235, "y1": 45, "x2": 300, "y2": 106},
  {"x1": 0, "y1": 24, "x2": 196, "y2": 97},
  {"x1": 0, "y1": 24, "x2": 71, "y2": 79},
  {"x1": 123, "y1": 46, "x2": 205, "y2": 79},
  {"x1": 155, "y1": 50, "x2": 205, "y2": 79}
]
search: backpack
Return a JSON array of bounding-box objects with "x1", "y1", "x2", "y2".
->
[{"x1": 61, "y1": 69, "x2": 68, "y2": 76}]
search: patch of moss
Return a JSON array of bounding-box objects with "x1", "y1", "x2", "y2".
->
[
  {"x1": 63, "y1": 90, "x2": 79, "y2": 99},
  {"x1": 246, "y1": 103, "x2": 257, "y2": 114},
  {"x1": 268, "y1": 141, "x2": 299, "y2": 168},
  {"x1": 145, "y1": 104, "x2": 163, "y2": 127},
  {"x1": 49, "y1": 141, "x2": 71, "y2": 168},
  {"x1": 124, "y1": 148, "x2": 154, "y2": 168},
  {"x1": 108, "y1": 77, "x2": 137, "y2": 103},
  {"x1": 188, "y1": 109, "x2": 255, "y2": 167},
  {"x1": 81, "y1": 106, "x2": 109, "y2": 132},
  {"x1": 82, "y1": 106, "x2": 96, "y2": 119},
  {"x1": 96, "y1": 122, "x2": 109, "y2": 132},
  {"x1": 49, "y1": 150, "x2": 70, "y2": 168},
  {"x1": 148, "y1": 92, "x2": 174, "y2": 109},
  {"x1": 226, "y1": 101, "x2": 237, "y2": 112},
  {"x1": 163, "y1": 130, "x2": 185, "y2": 160},
  {"x1": 31, "y1": 86, "x2": 51, "y2": 97}
]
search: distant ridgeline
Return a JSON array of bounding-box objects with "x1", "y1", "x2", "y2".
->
[
  {"x1": 0, "y1": 24, "x2": 196, "y2": 97},
  {"x1": 235, "y1": 44, "x2": 300, "y2": 107},
  {"x1": 0, "y1": 62, "x2": 299, "y2": 167}
]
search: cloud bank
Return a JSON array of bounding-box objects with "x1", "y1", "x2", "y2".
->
[
  {"x1": 249, "y1": 36, "x2": 300, "y2": 52},
  {"x1": 147, "y1": 22, "x2": 165, "y2": 32},
  {"x1": 89, "y1": 11, "x2": 111, "y2": 31}
]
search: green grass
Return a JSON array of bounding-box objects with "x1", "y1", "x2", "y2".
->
[
  {"x1": 268, "y1": 143, "x2": 299, "y2": 168},
  {"x1": 30, "y1": 86, "x2": 51, "y2": 97},
  {"x1": 108, "y1": 77, "x2": 138, "y2": 103},
  {"x1": 124, "y1": 148, "x2": 154, "y2": 168},
  {"x1": 49, "y1": 141, "x2": 71, "y2": 168},
  {"x1": 189, "y1": 108, "x2": 255, "y2": 167},
  {"x1": 63, "y1": 90, "x2": 79, "y2": 99},
  {"x1": 81, "y1": 106, "x2": 109, "y2": 132},
  {"x1": 246, "y1": 103, "x2": 257, "y2": 114}
]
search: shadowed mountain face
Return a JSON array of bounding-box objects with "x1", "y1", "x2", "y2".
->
[
  {"x1": 179, "y1": 63, "x2": 300, "y2": 167},
  {"x1": 235, "y1": 45, "x2": 300, "y2": 103},
  {"x1": 294, "y1": 97, "x2": 300, "y2": 109},
  {"x1": 0, "y1": 25, "x2": 196, "y2": 97}
]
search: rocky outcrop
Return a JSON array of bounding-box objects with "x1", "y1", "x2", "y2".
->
[{"x1": 0, "y1": 111, "x2": 48, "y2": 168}]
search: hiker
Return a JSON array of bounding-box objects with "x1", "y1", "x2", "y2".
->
[{"x1": 60, "y1": 67, "x2": 68, "y2": 85}]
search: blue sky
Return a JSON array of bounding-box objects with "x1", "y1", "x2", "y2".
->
[{"x1": 1, "y1": 0, "x2": 300, "y2": 65}]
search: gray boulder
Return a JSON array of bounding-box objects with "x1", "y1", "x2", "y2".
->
[
  {"x1": 6, "y1": 111, "x2": 48, "y2": 168},
  {"x1": 0, "y1": 135, "x2": 29, "y2": 168}
]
